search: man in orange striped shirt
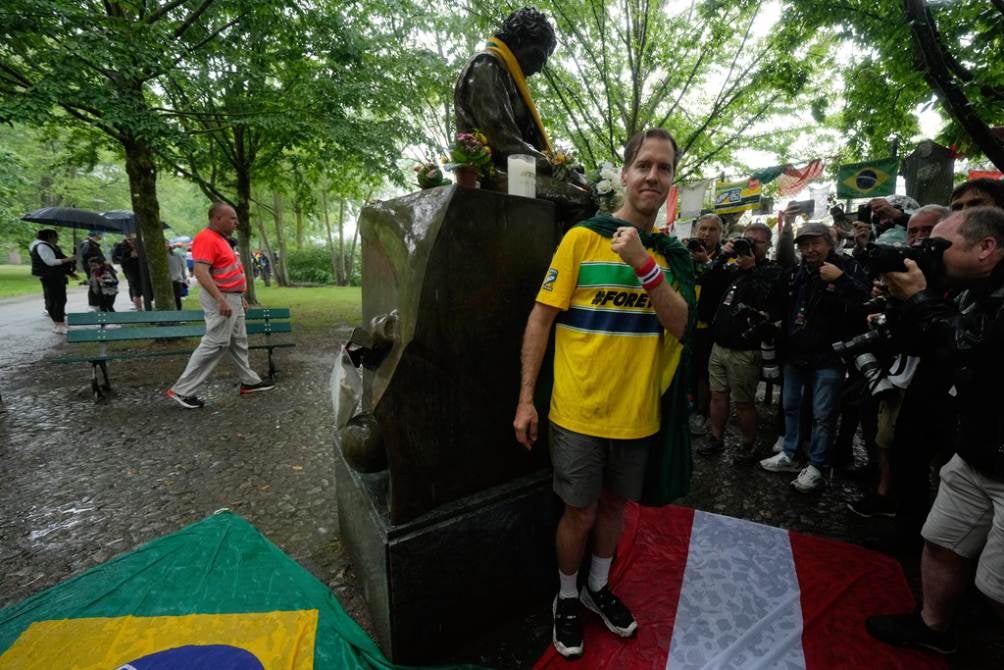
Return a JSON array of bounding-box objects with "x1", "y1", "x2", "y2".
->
[{"x1": 166, "y1": 203, "x2": 274, "y2": 409}]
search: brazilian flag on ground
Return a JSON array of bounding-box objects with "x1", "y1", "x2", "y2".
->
[
  {"x1": 0, "y1": 512, "x2": 476, "y2": 670},
  {"x1": 836, "y1": 158, "x2": 900, "y2": 198}
]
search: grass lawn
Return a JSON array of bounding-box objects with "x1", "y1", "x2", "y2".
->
[
  {"x1": 183, "y1": 283, "x2": 362, "y2": 330},
  {"x1": 0, "y1": 265, "x2": 41, "y2": 299}
]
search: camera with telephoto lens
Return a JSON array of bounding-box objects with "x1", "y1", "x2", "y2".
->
[
  {"x1": 687, "y1": 238, "x2": 705, "y2": 253},
  {"x1": 734, "y1": 302, "x2": 780, "y2": 381},
  {"x1": 832, "y1": 313, "x2": 896, "y2": 397},
  {"x1": 861, "y1": 237, "x2": 952, "y2": 277}
]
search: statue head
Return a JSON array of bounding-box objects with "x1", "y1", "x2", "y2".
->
[{"x1": 496, "y1": 7, "x2": 556, "y2": 76}]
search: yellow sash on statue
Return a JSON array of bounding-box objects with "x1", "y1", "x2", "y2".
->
[{"x1": 485, "y1": 37, "x2": 553, "y2": 154}]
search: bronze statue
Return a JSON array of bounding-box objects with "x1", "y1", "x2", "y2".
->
[{"x1": 454, "y1": 7, "x2": 591, "y2": 217}]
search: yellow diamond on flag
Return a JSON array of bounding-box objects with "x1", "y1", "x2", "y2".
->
[
  {"x1": 0, "y1": 611, "x2": 318, "y2": 670},
  {"x1": 841, "y1": 167, "x2": 891, "y2": 194}
]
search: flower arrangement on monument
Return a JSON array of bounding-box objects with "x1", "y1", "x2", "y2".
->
[
  {"x1": 446, "y1": 131, "x2": 496, "y2": 181},
  {"x1": 414, "y1": 161, "x2": 449, "y2": 189},
  {"x1": 546, "y1": 147, "x2": 575, "y2": 182},
  {"x1": 586, "y1": 161, "x2": 623, "y2": 212}
]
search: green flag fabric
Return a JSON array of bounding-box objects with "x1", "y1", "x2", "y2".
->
[
  {"x1": 836, "y1": 158, "x2": 900, "y2": 198},
  {"x1": 0, "y1": 511, "x2": 477, "y2": 670},
  {"x1": 575, "y1": 214, "x2": 697, "y2": 504}
]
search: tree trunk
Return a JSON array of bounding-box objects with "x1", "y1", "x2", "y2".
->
[
  {"x1": 346, "y1": 226, "x2": 360, "y2": 285},
  {"x1": 122, "y1": 137, "x2": 174, "y2": 310},
  {"x1": 336, "y1": 199, "x2": 347, "y2": 286},
  {"x1": 271, "y1": 190, "x2": 290, "y2": 286},
  {"x1": 294, "y1": 198, "x2": 304, "y2": 250},
  {"x1": 320, "y1": 189, "x2": 340, "y2": 282},
  {"x1": 253, "y1": 201, "x2": 279, "y2": 277},
  {"x1": 904, "y1": 0, "x2": 1004, "y2": 170},
  {"x1": 235, "y1": 167, "x2": 257, "y2": 304}
]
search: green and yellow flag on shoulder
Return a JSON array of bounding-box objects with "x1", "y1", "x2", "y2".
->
[
  {"x1": 836, "y1": 157, "x2": 900, "y2": 198},
  {"x1": 0, "y1": 512, "x2": 476, "y2": 670}
]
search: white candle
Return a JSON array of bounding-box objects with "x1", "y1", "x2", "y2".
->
[{"x1": 507, "y1": 154, "x2": 536, "y2": 199}]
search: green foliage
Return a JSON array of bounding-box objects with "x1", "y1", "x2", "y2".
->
[
  {"x1": 459, "y1": 0, "x2": 842, "y2": 179},
  {"x1": 781, "y1": 0, "x2": 1003, "y2": 164},
  {"x1": 286, "y1": 247, "x2": 336, "y2": 285}
]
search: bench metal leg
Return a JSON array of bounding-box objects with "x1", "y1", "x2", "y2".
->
[
  {"x1": 267, "y1": 347, "x2": 277, "y2": 380},
  {"x1": 90, "y1": 363, "x2": 106, "y2": 402},
  {"x1": 98, "y1": 361, "x2": 111, "y2": 391}
]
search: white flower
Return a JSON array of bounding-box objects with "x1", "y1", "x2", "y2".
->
[
  {"x1": 600, "y1": 166, "x2": 619, "y2": 181},
  {"x1": 596, "y1": 179, "x2": 613, "y2": 195}
]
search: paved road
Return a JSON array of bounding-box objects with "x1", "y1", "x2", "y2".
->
[{"x1": 0, "y1": 285, "x2": 90, "y2": 371}]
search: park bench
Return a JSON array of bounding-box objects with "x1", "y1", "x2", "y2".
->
[{"x1": 56, "y1": 308, "x2": 294, "y2": 402}]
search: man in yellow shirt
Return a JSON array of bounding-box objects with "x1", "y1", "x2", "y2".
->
[{"x1": 513, "y1": 128, "x2": 690, "y2": 659}]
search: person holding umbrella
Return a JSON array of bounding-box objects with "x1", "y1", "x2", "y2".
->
[{"x1": 28, "y1": 229, "x2": 77, "y2": 333}]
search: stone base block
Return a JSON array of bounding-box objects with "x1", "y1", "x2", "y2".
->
[{"x1": 334, "y1": 449, "x2": 559, "y2": 663}]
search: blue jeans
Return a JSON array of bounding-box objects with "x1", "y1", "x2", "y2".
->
[{"x1": 782, "y1": 364, "x2": 844, "y2": 468}]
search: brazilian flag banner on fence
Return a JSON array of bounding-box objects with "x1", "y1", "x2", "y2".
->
[
  {"x1": 836, "y1": 158, "x2": 900, "y2": 198},
  {"x1": 714, "y1": 179, "x2": 762, "y2": 214},
  {"x1": 0, "y1": 512, "x2": 474, "y2": 670}
]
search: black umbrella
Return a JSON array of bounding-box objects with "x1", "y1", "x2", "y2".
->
[
  {"x1": 21, "y1": 207, "x2": 122, "y2": 233},
  {"x1": 101, "y1": 209, "x2": 170, "y2": 233}
]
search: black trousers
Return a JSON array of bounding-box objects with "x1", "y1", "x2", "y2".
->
[
  {"x1": 40, "y1": 275, "x2": 67, "y2": 323},
  {"x1": 172, "y1": 281, "x2": 185, "y2": 310}
]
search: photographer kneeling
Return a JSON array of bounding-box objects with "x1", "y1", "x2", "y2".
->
[
  {"x1": 697, "y1": 223, "x2": 785, "y2": 462},
  {"x1": 867, "y1": 206, "x2": 1004, "y2": 654}
]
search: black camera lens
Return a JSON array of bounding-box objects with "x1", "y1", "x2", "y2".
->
[{"x1": 687, "y1": 239, "x2": 705, "y2": 252}]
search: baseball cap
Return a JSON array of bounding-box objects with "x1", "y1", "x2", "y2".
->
[{"x1": 794, "y1": 222, "x2": 831, "y2": 243}]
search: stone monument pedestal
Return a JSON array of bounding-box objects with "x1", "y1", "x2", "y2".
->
[{"x1": 334, "y1": 447, "x2": 559, "y2": 663}]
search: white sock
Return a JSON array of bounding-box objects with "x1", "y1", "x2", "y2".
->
[
  {"x1": 588, "y1": 554, "x2": 612, "y2": 592},
  {"x1": 558, "y1": 570, "x2": 579, "y2": 599}
]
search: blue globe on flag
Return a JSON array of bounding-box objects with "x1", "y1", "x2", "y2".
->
[
  {"x1": 855, "y1": 169, "x2": 879, "y2": 190},
  {"x1": 117, "y1": 644, "x2": 264, "y2": 670}
]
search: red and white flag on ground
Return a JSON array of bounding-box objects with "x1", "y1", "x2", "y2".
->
[
  {"x1": 777, "y1": 160, "x2": 825, "y2": 197},
  {"x1": 534, "y1": 504, "x2": 946, "y2": 670}
]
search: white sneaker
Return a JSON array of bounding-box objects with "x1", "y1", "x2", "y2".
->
[
  {"x1": 689, "y1": 413, "x2": 707, "y2": 436},
  {"x1": 791, "y1": 465, "x2": 825, "y2": 493},
  {"x1": 52, "y1": 323, "x2": 68, "y2": 334},
  {"x1": 772, "y1": 435, "x2": 785, "y2": 454},
  {"x1": 760, "y1": 451, "x2": 800, "y2": 473}
]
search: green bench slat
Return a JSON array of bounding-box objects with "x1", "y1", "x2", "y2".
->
[
  {"x1": 67, "y1": 325, "x2": 207, "y2": 342},
  {"x1": 67, "y1": 310, "x2": 205, "y2": 326},
  {"x1": 245, "y1": 322, "x2": 292, "y2": 335},
  {"x1": 246, "y1": 307, "x2": 291, "y2": 319}
]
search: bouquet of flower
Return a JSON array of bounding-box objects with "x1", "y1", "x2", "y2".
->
[
  {"x1": 446, "y1": 131, "x2": 495, "y2": 179},
  {"x1": 414, "y1": 161, "x2": 449, "y2": 189},
  {"x1": 586, "y1": 161, "x2": 623, "y2": 212},
  {"x1": 546, "y1": 148, "x2": 576, "y2": 182}
]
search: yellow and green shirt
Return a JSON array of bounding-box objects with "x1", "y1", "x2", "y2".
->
[{"x1": 536, "y1": 226, "x2": 683, "y2": 439}]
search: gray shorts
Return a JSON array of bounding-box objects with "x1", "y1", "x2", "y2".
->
[
  {"x1": 550, "y1": 422, "x2": 653, "y2": 508},
  {"x1": 922, "y1": 454, "x2": 1004, "y2": 603}
]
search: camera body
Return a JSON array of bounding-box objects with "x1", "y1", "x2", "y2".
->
[
  {"x1": 832, "y1": 313, "x2": 897, "y2": 396},
  {"x1": 728, "y1": 237, "x2": 753, "y2": 257},
  {"x1": 687, "y1": 238, "x2": 705, "y2": 253},
  {"x1": 861, "y1": 237, "x2": 952, "y2": 277}
]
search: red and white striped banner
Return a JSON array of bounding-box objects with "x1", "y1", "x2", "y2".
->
[
  {"x1": 535, "y1": 503, "x2": 945, "y2": 670},
  {"x1": 777, "y1": 160, "x2": 825, "y2": 197}
]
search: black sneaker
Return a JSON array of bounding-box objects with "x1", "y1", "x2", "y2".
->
[
  {"x1": 848, "y1": 494, "x2": 897, "y2": 518},
  {"x1": 580, "y1": 585, "x2": 638, "y2": 637},
  {"x1": 866, "y1": 612, "x2": 957, "y2": 655},
  {"x1": 733, "y1": 442, "x2": 760, "y2": 465},
  {"x1": 240, "y1": 377, "x2": 276, "y2": 395},
  {"x1": 696, "y1": 436, "x2": 724, "y2": 456},
  {"x1": 552, "y1": 595, "x2": 583, "y2": 658},
  {"x1": 166, "y1": 389, "x2": 204, "y2": 409}
]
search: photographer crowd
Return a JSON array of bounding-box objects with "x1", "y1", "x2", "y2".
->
[{"x1": 683, "y1": 176, "x2": 1004, "y2": 655}]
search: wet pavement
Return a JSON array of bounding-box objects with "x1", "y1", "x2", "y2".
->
[{"x1": 1, "y1": 297, "x2": 1001, "y2": 668}]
